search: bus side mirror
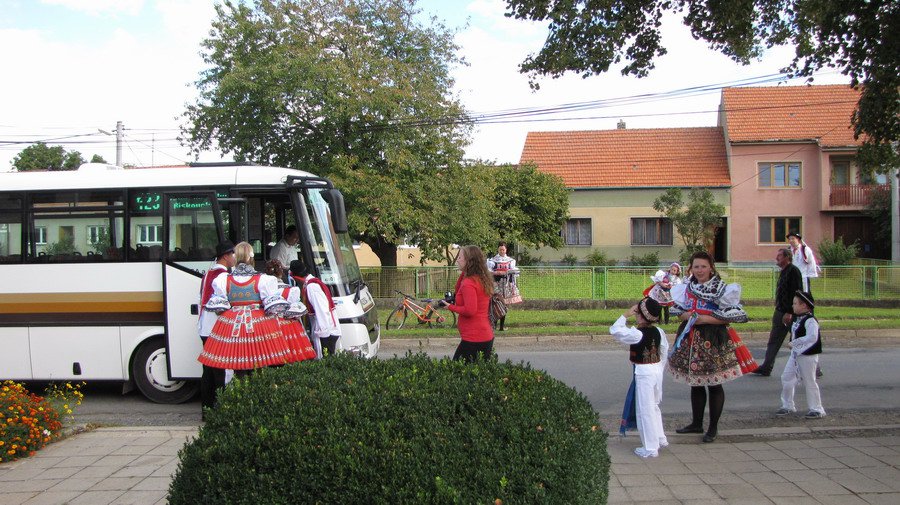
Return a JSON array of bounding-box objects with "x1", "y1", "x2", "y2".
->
[{"x1": 323, "y1": 189, "x2": 348, "y2": 234}]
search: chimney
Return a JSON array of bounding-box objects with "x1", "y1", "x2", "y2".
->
[{"x1": 617, "y1": 119, "x2": 626, "y2": 129}]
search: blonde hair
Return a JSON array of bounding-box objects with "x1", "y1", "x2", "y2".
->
[
  {"x1": 459, "y1": 245, "x2": 494, "y2": 296},
  {"x1": 234, "y1": 242, "x2": 254, "y2": 265}
]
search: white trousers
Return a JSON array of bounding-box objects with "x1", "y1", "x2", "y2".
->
[
  {"x1": 634, "y1": 365, "x2": 667, "y2": 452},
  {"x1": 781, "y1": 353, "x2": 825, "y2": 414}
]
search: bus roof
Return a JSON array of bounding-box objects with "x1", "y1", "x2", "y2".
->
[{"x1": 0, "y1": 163, "x2": 318, "y2": 191}]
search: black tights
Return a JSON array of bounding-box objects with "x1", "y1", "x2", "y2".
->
[{"x1": 690, "y1": 385, "x2": 725, "y2": 435}]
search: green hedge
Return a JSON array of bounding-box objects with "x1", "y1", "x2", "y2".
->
[{"x1": 168, "y1": 354, "x2": 610, "y2": 504}]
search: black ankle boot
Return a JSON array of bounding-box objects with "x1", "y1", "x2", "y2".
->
[{"x1": 703, "y1": 429, "x2": 717, "y2": 443}]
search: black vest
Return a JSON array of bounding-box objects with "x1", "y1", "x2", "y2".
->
[
  {"x1": 792, "y1": 314, "x2": 822, "y2": 355},
  {"x1": 630, "y1": 327, "x2": 661, "y2": 364}
]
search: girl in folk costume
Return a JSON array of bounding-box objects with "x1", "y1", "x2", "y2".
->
[
  {"x1": 266, "y1": 260, "x2": 317, "y2": 362},
  {"x1": 668, "y1": 251, "x2": 757, "y2": 443},
  {"x1": 486, "y1": 241, "x2": 521, "y2": 331},
  {"x1": 776, "y1": 291, "x2": 826, "y2": 419},
  {"x1": 644, "y1": 262, "x2": 683, "y2": 324},
  {"x1": 199, "y1": 242, "x2": 312, "y2": 374},
  {"x1": 611, "y1": 297, "x2": 670, "y2": 458}
]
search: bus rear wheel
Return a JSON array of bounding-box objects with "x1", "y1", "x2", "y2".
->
[{"x1": 132, "y1": 337, "x2": 198, "y2": 404}]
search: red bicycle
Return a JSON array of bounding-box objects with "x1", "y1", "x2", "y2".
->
[{"x1": 384, "y1": 290, "x2": 457, "y2": 330}]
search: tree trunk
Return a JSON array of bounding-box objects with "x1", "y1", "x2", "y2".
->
[
  {"x1": 370, "y1": 241, "x2": 398, "y2": 267},
  {"x1": 368, "y1": 241, "x2": 399, "y2": 298}
]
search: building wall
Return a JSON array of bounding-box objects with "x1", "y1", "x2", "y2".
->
[
  {"x1": 531, "y1": 187, "x2": 731, "y2": 264},
  {"x1": 728, "y1": 143, "x2": 826, "y2": 262},
  {"x1": 353, "y1": 242, "x2": 455, "y2": 267}
]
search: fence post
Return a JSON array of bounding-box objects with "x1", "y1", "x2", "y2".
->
[
  {"x1": 414, "y1": 268, "x2": 420, "y2": 298},
  {"x1": 603, "y1": 267, "x2": 608, "y2": 302},
  {"x1": 591, "y1": 267, "x2": 596, "y2": 300}
]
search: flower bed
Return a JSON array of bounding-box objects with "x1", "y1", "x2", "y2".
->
[{"x1": 0, "y1": 381, "x2": 84, "y2": 463}]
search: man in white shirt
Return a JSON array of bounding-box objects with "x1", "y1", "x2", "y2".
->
[
  {"x1": 198, "y1": 241, "x2": 236, "y2": 416},
  {"x1": 290, "y1": 259, "x2": 342, "y2": 358},
  {"x1": 270, "y1": 225, "x2": 300, "y2": 272},
  {"x1": 787, "y1": 233, "x2": 820, "y2": 294}
]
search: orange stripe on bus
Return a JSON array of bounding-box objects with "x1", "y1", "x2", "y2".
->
[{"x1": 0, "y1": 292, "x2": 164, "y2": 313}]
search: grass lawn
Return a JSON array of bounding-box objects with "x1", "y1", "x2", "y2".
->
[{"x1": 378, "y1": 306, "x2": 900, "y2": 339}]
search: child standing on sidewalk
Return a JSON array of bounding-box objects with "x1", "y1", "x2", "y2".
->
[
  {"x1": 611, "y1": 297, "x2": 670, "y2": 458},
  {"x1": 776, "y1": 291, "x2": 826, "y2": 419}
]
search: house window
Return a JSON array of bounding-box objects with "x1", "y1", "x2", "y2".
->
[
  {"x1": 87, "y1": 225, "x2": 109, "y2": 245},
  {"x1": 759, "y1": 162, "x2": 801, "y2": 188},
  {"x1": 632, "y1": 218, "x2": 673, "y2": 246},
  {"x1": 759, "y1": 217, "x2": 800, "y2": 243},
  {"x1": 138, "y1": 224, "x2": 162, "y2": 244},
  {"x1": 564, "y1": 218, "x2": 591, "y2": 246},
  {"x1": 35, "y1": 226, "x2": 47, "y2": 245}
]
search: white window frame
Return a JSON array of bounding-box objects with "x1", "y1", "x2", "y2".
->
[
  {"x1": 758, "y1": 216, "x2": 801, "y2": 244},
  {"x1": 35, "y1": 226, "x2": 47, "y2": 245},
  {"x1": 86, "y1": 225, "x2": 109, "y2": 245},
  {"x1": 137, "y1": 224, "x2": 162, "y2": 244},
  {"x1": 564, "y1": 218, "x2": 592, "y2": 246}
]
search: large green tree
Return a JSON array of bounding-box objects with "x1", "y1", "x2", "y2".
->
[
  {"x1": 489, "y1": 163, "x2": 569, "y2": 250},
  {"x1": 652, "y1": 187, "x2": 725, "y2": 259},
  {"x1": 12, "y1": 142, "x2": 86, "y2": 171},
  {"x1": 182, "y1": 0, "x2": 471, "y2": 266},
  {"x1": 504, "y1": 0, "x2": 899, "y2": 168}
]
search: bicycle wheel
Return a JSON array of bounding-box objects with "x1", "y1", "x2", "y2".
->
[
  {"x1": 385, "y1": 305, "x2": 408, "y2": 330},
  {"x1": 428, "y1": 307, "x2": 456, "y2": 328}
]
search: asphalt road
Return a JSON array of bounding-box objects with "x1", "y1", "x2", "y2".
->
[{"x1": 59, "y1": 341, "x2": 900, "y2": 432}]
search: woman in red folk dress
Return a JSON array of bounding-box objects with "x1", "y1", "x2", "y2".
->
[
  {"x1": 667, "y1": 251, "x2": 757, "y2": 443},
  {"x1": 199, "y1": 242, "x2": 313, "y2": 375},
  {"x1": 266, "y1": 260, "x2": 317, "y2": 361}
]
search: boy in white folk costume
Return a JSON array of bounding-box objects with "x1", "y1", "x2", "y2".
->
[
  {"x1": 611, "y1": 297, "x2": 670, "y2": 458},
  {"x1": 776, "y1": 291, "x2": 826, "y2": 419}
]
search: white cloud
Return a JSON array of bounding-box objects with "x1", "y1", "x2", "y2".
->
[{"x1": 41, "y1": 0, "x2": 144, "y2": 16}]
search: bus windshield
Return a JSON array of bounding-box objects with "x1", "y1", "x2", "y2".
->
[{"x1": 298, "y1": 187, "x2": 362, "y2": 295}]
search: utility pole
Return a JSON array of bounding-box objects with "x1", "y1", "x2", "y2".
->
[
  {"x1": 892, "y1": 168, "x2": 899, "y2": 261},
  {"x1": 115, "y1": 121, "x2": 123, "y2": 167}
]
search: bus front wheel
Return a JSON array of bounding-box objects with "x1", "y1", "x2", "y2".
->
[{"x1": 132, "y1": 337, "x2": 199, "y2": 404}]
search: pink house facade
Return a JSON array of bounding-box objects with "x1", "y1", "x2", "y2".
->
[{"x1": 721, "y1": 85, "x2": 889, "y2": 263}]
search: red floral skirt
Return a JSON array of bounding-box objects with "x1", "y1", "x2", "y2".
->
[
  {"x1": 199, "y1": 305, "x2": 307, "y2": 370},
  {"x1": 277, "y1": 319, "x2": 317, "y2": 361}
]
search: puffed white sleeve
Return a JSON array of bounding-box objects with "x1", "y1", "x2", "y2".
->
[
  {"x1": 668, "y1": 283, "x2": 689, "y2": 316},
  {"x1": 713, "y1": 283, "x2": 749, "y2": 323},
  {"x1": 609, "y1": 315, "x2": 642, "y2": 345},
  {"x1": 651, "y1": 269, "x2": 666, "y2": 283},
  {"x1": 205, "y1": 275, "x2": 231, "y2": 313},
  {"x1": 259, "y1": 274, "x2": 290, "y2": 315},
  {"x1": 282, "y1": 286, "x2": 308, "y2": 319}
]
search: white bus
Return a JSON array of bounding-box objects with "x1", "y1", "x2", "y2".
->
[{"x1": 0, "y1": 162, "x2": 379, "y2": 403}]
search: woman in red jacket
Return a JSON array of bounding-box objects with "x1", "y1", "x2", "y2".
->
[{"x1": 441, "y1": 245, "x2": 495, "y2": 362}]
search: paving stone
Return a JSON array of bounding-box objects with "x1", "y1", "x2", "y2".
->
[
  {"x1": 754, "y1": 482, "x2": 807, "y2": 497},
  {"x1": 56, "y1": 455, "x2": 103, "y2": 468},
  {"x1": 779, "y1": 469, "x2": 828, "y2": 482},
  {"x1": 0, "y1": 492, "x2": 38, "y2": 505},
  {"x1": 47, "y1": 476, "x2": 102, "y2": 492},
  {"x1": 607, "y1": 486, "x2": 631, "y2": 503},
  {"x1": 67, "y1": 490, "x2": 127, "y2": 505},
  {"x1": 837, "y1": 437, "x2": 879, "y2": 447},
  {"x1": 132, "y1": 477, "x2": 170, "y2": 491},
  {"x1": 109, "y1": 489, "x2": 168, "y2": 505},
  {"x1": 658, "y1": 473, "x2": 704, "y2": 485},
  {"x1": 714, "y1": 482, "x2": 767, "y2": 499},
  {"x1": 35, "y1": 466, "x2": 80, "y2": 480},
  {"x1": 20, "y1": 456, "x2": 66, "y2": 469},
  {"x1": 92, "y1": 455, "x2": 140, "y2": 467},
  {"x1": 723, "y1": 460, "x2": 771, "y2": 473},
  {"x1": 781, "y1": 448, "x2": 828, "y2": 459},
  {"x1": 857, "y1": 492, "x2": 900, "y2": 505},
  {"x1": 805, "y1": 439, "x2": 851, "y2": 449},
  {"x1": 814, "y1": 495, "x2": 870, "y2": 505},
  {"x1": 761, "y1": 458, "x2": 809, "y2": 471},
  {"x1": 741, "y1": 471, "x2": 789, "y2": 484},
  {"x1": 91, "y1": 477, "x2": 144, "y2": 491},
  {"x1": 793, "y1": 479, "x2": 852, "y2": 496},
  {"x1": 820, "y1": 446, "x2": 867, "y2": 458},
  {"x1": 618, "y1": 474, "x2": 662, "y2": 487},
  {"x1": 856, "y1": 445, "x2": 899, "y2": 457},
  {"x1": 686, "y1": 462, "x2": 731, "y2": 474},
  {"x1": 834, "y1": 454, "x2": 888, "y2": 468},
  {"x1": 110, "y1": 465, "x2": 158, "y2": 479},
  {"x1": 798, "y1": 456, "x2": 847, "y2": 470},
  {"x1": 724, "y1": 498, "x2": 775, "y2": 505},
  {"x1": 668, "y1": 483, "x2": 719, "y2": 500},
  {"x1": 20, "y1": 490, "x2": 81, "y2": 505},
  {"x1": 745, "y1": 449, "x2": 792, "y2": 461},
  {"x1": 768, "y1": 497, "x2": 822, "y2": 505},
  {"x1": 71, "y1": 465, "x2": 120, "y2": 480},
  {"x1": 698, "y1": 472, "x2": 745, "y2": 485},
  {"x1": 709, "y1": 450, "x2": 756, "y2": 463},
  {"x1": 625, "y1": 485, "x2": 676, "y2": 501},
  {"x1": 769, "y1": 440, "x2": 815, "y2": 450},
  {"x1": 0, "y1": 478, "x2": 61, "y2": 493},
  {"x1": 818, "y1": 468, "x2": 894, "y2": 494}
]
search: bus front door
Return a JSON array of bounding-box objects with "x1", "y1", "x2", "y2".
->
[{"x1": 136, "y1": 192, "x2": 224, "y2": 403}]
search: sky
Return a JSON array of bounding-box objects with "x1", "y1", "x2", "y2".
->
[{"x1": 0, "y1": 0, "x2": 852, "y2": 172}]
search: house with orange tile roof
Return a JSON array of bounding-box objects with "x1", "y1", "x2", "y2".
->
[
  {"x1": 721, "y1": 84, "x2": 890, "y2": 262},
  {"x1": 518, "y1": 126, "x2": 731, "y2": 264}
]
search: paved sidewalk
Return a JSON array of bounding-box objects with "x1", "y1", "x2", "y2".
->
[{"x1": 1, "y1": 426, "x2": 899, "y2": 504}]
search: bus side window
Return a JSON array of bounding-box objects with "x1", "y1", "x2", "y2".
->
[
  {"x1": 0, "y1": 194, "x2": 23, "y2": 264},
  {"x1": 27, "y1": 190, "x2": 125, "y2": 263}
]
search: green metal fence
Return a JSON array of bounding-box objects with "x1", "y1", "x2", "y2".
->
[{"x1": 361, "y1": 265, "x2": 900, "y2": 301}]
